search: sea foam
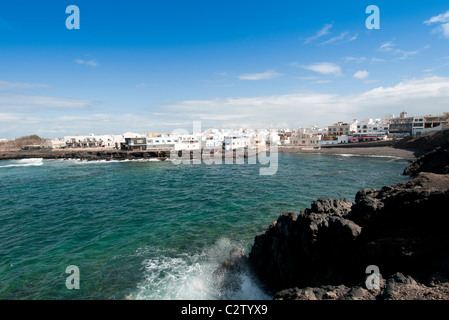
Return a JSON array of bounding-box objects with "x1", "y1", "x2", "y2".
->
[
  {"x1": 0, "y1": 158, "x2": 44, "y2": 168},
  {"x1": 134, "y1": 238, "x2": 271, "y2": 300}
]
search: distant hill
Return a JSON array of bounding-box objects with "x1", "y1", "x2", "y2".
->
[{"x1": 0, "y1": 135, "x2": 45, "y2": 151}]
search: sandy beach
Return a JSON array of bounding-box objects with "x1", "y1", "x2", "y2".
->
[{"x1": 278, "y1": 146, "x2": 417, "y2": 160}]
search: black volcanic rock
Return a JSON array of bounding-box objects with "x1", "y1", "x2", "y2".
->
[
  {"x1": 247, "y1": 173, "x2": 449, "y2": 296},
  {"x1": 397, "y1": 129, "x2": 449, "y2": 176},
  {"x1": 248, "y1": 201, "x2": 362, "y2": 293},
  {"x1": 394, "y1": 129, "x2": 449, "y2": 155},
  {"x1": 0, "y1": 149, "x2": 170, "y2": 161},
  {"x1": 304, "y1": 198, "x2": 353, "y2": 216},
  {"x1": 403, "y1": 145, "x2": 449, "y2": 176},
  {"x1": 273, "y1": 272, "x2": 449, "y2": 300}
]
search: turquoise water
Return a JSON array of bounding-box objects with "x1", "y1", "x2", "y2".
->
[{"x1": 0, "y1": 153, "x2": 410, "y2": 299}]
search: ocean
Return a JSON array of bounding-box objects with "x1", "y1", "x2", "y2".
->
[{"x1": 0, "y1": 153, "x2": 410, "y2": 299}]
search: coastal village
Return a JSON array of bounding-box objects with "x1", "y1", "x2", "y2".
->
[{"x1": 2, "y1": 111, "x2": 448, "y2": 152}]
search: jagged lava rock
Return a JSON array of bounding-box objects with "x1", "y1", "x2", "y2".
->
[
  {"x1": 403, "y1": 144, "x2": 449, "y2": 176},
  {"x1": 248, "y1": 173, "x2": 449, "y2": 295},
  {"x1": 249, "y1": 198, "x2": 362, "y2": 293}
]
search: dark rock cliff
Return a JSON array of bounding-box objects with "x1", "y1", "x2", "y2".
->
[
  {"x1": 246, "y1": 173, "x2": 449, "y2": 296},
  {"x1": 244, "y1": 173, "x2": 449, "y2": 299}
]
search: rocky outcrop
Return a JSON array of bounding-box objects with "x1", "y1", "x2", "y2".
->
[
  {"x1": 212, "y1": 247, "x2": 250, "y2": 296},
  {"x1": 274, "y1": 272, "x2": 449, "y2": 300},
  {"x1": 403, "y1": 144, "x2": 449, "y2": 176},
  {"x1": 397, "y1": 129, "x2": 449, "y2": 176},
  {"x1": 248, "y1": 198, "x2": 361, "y2": 293},
  {"x1": 393, "y1": 129, "x2": 449, "y2": 155},
  {"x1": 245, "y1": 173, "x2": 449, "y2": 298}
]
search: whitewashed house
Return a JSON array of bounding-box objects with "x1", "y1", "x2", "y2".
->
[
  {"x1": 224, "y1": 136, "x2": 250, "y2": 151},
  {"x1": 146, "y1": 134, "x2": 178, "y2": 149},
  {"x1": 355, "y1": 118, "x2": 389, "y2": 138}
]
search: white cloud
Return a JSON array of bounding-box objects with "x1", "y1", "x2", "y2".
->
[
  {"x1": 353, "y1": 70, "x2": 369, "y2": 80},
  {"x1": 319, "y1": 31, "x2": 358, "y2": 45},
  {"x1": 303, "y1": 62, "x2": 342, "y2": 76},
  {"x1": 3, "y1": 77, "x2": 449, "y2": 138},
  {"x1": 345, "y1": 57, "x2": 367, "y2": 63},
  {"x1": 0, "y1": 93, "x2": 93, "y2": 110},
  {"x1": 438, "y1": 23, "x2": 449, "y2": 38},
  {"x1": 0, "y1": 79, "x2": 52, "y2": 90},
  {"x1": 154, "y1": 76, "x2": 449, "y2": 129},
  {"x1": 0, "y1": 112, "x2": 18, "y2": 122},
  {"x1": 379, "y1": 41, "x2": 429, "y2": 60},
  {"x1": 304, "y1": 23, "x2": 333, "y2": 44},
  {"x1": 238, "y1": 70, "x2": 282, "y2": 80},
  {"x1": 424, "y1": 11, "x2": 449, "y2": 24},
  {"x1": 380, "y1": 41, "x2": 394, "y2": 50},
  {"x1": 75, "y1": 59, "x2": 99, "y2": 67},
  {"x1": 424, "y1": 11, "x2": 449, "y2": 39}
]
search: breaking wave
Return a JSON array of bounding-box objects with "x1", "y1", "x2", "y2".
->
[
  {"x1": 0, "y1": 158, "x2": 43, "y2": 168},
  {"x1": 134, "y1": 238, "x2": 271, "y2": 300}
]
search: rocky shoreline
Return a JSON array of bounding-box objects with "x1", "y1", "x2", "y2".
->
[
  {"x1": 216, "y1": 129, "x2": 449, "y2": 300},
  {"x1": 1, "y1": 145, "x2": 418, "y2": 162},
  {"x1": 0, "y1": 149, "x2": 171, "y2": 161}
]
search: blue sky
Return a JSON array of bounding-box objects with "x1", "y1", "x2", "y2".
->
[{"x1": 0, "y1": 0, "x2": 449, "y2": 138}]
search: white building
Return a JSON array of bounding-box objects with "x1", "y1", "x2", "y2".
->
[
  {"x1": 201, "y1": 130, "x2": 225, "y2": 149},
  {"x1": 174, "y1": 135, "x2": 201, "y2": 151},
  {"x1": 355, "y1": 118, "x2": 389, "y2": 137},
  {"x1": 328, "y1": 121, "x2": 357, "y2": 137},
  {"x1": 298, "y1": 126, "x2": 328, "y2": 136},
  {"x1": 63, "y1": 133, "x2": 134, "y2": 149},
  {"x1": 267, "y1": 130, "x2": 281, "y2": 145},
  {"x1": 224, "y1": 136, "x2": 250, "y2": 151},
  {"x1": 146, "y1": 134, "x2": 178, "y2": 149},
  {"x1": 411, "y1": 116, "x2": 425, "y2": 136}
]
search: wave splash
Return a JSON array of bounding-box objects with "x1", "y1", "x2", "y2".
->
[
  {"x1": 134, "y1": 238, "x2": 271, "y2": 300},
  {"x1": 0, "y1": 158, "x2": 44, "y2": 168}
]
